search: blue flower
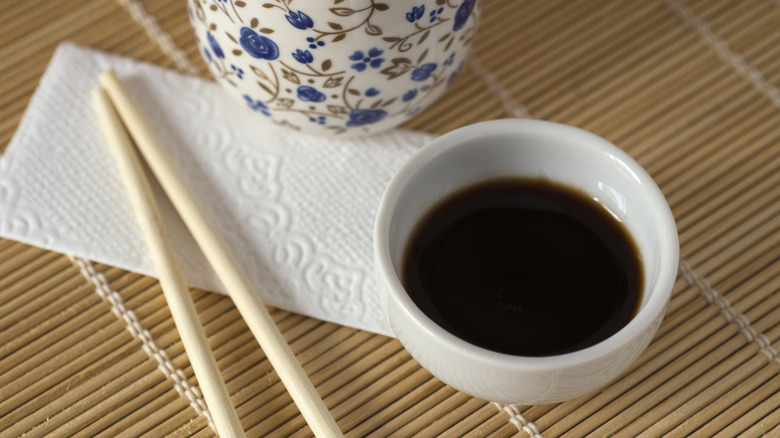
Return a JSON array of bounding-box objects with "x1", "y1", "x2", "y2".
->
[
  {"x1": 239, "y1": 27, "x2": 279, "y2": 60},
  {"x1": 243, "y1": 94, "x2": 271, "y2": 117},
  {"x1": 365, "y1": 87, "x2": 380, "y2": 97},
  {"x1": 402, "y1": 88, "x2": 418, "y2": 102},
  {"x1": 406, "y1": 5, "x2": 425, "y2": 22},
  {"x1": 286, "y1": 10, "x2": 314, "y2": 30},
  {"x1": 207, "y1": 32, "x2": 224, "y2": 59},
  {"x1": 443, "y1": 52, "x2": 455, "y2": 67},
  {"x1": 411, "y1": 63, "x2": 437, "y2": 81},
  {"x1": 292, "y1": 49, "x2": 314, "y2": 64},
  {"x1": 448, "y1": 70, "x2": 459, "y2": 85},
  {"x1": 231, "y1": 64, "x2": 244, "y2": 79},
  {"x1": 297, "y1": 86, "x2": 327, "y2": 103},
  {"x1": 346, "y1": 108, "x2": 388, "y2": 127},
  {"x1": 453, "y1": 0, "x2": 477, "y2": 31},
  {"x1": 306, "y1": 37, "x2": 325, "y2": 50},
  {"x1": 310, "y1": 115, "x2": 326, "y2": 125},
  {"x1": 349, "y1": 48, "x2": 385, "y2": 72},
  {"x1": 429, "y1": 7, "x2": 444, "y2": 23}
]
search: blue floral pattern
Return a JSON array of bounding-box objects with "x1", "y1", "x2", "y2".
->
[
  {"x1": 286, "y1": 10, "x2": 314, "y2": 30},
  {"x1": 191, "y1": 0, "x2": 481, "y2": 134},
  {"x1": 297, "y1": 86, "x2": 327, "y2": 103},
  {"x1": 243, "y1": 94, "x2": 271, "y2": 117},
  {"x1": 443, "y1": 52, "x2": 455, "y2": 67},
  {"x1": 292, "y1": 49, "x2": 314, "y2": 64},
  {"x1": 239, "y1": 27, "x2": 279, "y2": 60},
  {"x1": 453, "y1": 0, "x2": 477, "y2": 31},
  {"x1": 411, "y1": 63, "x2": 437, "y2": 81},
  {"x1": 346, "y1": 109, "x2": 388, "y2": 127},
  {"x1": 231, "y1": 64, "x2": 244, "y2": 79},
  {"x1": 429, "y1": 7, "x2": 444, "y2": 23},
  {"x1": 207, "y1": 32, "x2": 224, "y2": 59},
  {"x1": 306, "y1": 37, "x2": 325, "y2": 50},
  {"x1": 349, "y1": 48, "x2": 385, "y2": 72},
  {"x1": 406, "y1": 5, "x2": 425, "y2": 23}
]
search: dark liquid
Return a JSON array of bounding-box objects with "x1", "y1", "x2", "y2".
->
[{"x1": 402, "y1": 178, "x2": 643, "y2": 356}]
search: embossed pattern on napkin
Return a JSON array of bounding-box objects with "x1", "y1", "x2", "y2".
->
[{"x1": 0, "y1": 43, "x2": 434, "y2": 335}]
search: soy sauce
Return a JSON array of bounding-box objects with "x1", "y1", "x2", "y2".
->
[{"x1": 402, "y1": 178, "x2": 643, "y2": 356}]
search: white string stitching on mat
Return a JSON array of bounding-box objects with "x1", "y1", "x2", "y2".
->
[
  {"x1": 467, "y1": 58, "x2": 532, "y2": 119},
  {"x1": 664, "y1": 0, "x2": 780, "y2": 109},
  {"x1": 105, "y1": 0, "x2": 217, "y2": 431},
  {"x1": 678, "y1": 260, "x2": 779, "y2": 364},
  {"x1": 69, "y1": 256, "x2": 216, "y2": 431},
  {"x1": 494, "y1": 403, "x2": 543, "y2": 438},
  {"x1": 116, "y1": 0, "x2": 199, "y2": 75},
  {"x1": 665, "y1": 0, "x2": 780, "y2": 365}
]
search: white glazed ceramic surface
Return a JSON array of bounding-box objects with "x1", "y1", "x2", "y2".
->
[
  {"x1": 374, "y1": 119, "x2": 679, "y2": 404},
  {"x1": 188, "y1": 0, "x2": 481, "y2": 136}
]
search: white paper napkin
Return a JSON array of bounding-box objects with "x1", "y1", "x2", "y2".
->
[{"x1": 0, "y1": 43, "x2": 436, "y2": 336}]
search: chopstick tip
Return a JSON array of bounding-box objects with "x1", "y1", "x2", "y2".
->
[
  {"x1": 99, "y1": 69, "x2": 119, "y2": 88},
  {"x1": 90, "y1": 88, "x2": 110, "y2": 109}
]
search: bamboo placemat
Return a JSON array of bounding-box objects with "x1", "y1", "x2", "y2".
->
[{"x1": 1, "y1": 0, "x2": 779, "y2": 436}]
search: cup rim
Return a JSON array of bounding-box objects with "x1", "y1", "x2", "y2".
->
[{"x1": 374, "y1": 118, "x2": 679, "y2": 371}]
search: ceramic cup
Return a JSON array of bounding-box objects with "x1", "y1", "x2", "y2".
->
[
  {"x1": 374, "y1": 119, "x2": 679, "y2": 404},
  {"x1": 188, "y1": 0, "x2": 481, "y2": 137}
]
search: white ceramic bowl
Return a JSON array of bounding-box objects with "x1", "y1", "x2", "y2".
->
[
  {"x1": 374, "y1": 119, "x2": 679, "y2": 404},
  {"x1": 188, "y1": 0, "x2": 481, "y2": 137}
]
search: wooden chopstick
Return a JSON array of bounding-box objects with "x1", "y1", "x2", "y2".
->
[
  {"x1": 98, "y1": 70, "x2": 344, "y2": 438},
  {"x1": 91, "y1": 88, "x2": 246, "y2": 438}
]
